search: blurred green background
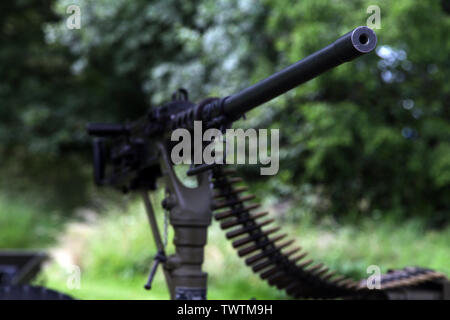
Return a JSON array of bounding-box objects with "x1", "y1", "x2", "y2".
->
[{"x1": 0, "y1": 0, "x2": 449, "y2": 299}]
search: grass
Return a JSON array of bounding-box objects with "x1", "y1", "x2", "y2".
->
[
  {"x1": 29, "y1": 198, "x2": 449, "y2": 300},
  {"x1": 37, "y1": 199, "x2": 285, "y2": 300},
  {"x1": 0, "y1": 196, "x2": 62, "y2": 248},
  {"x1": 1, "y1": 195, "x2": 448, "y2": 299}
]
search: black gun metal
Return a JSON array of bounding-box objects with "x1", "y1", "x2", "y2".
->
[{"x1": 201, "y1": 26, "x2": 377, "y2": 122}]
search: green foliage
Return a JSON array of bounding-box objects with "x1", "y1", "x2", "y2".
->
[
  {"x1": 0, "y1": 0, "x2": 265, "y2": 211},
  {"x1": 0, "y1": 1, "x2": 88, "y2": 210},
  {"x1": 245, "y1": 0, "x2": 450, "y2": 223},
  {"x1": 0, "y1": 0, "x2": 448, "y2": 223},
  {"x1": 0, "y1": 197, "x2": 61, "y2": 248}
]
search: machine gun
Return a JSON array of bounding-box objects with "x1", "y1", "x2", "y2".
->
[{"x1": 87, "y1": 26, "x2": 449, "y2": 300}]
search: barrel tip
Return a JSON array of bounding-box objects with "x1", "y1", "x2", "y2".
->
[{"x1": 351, "y1": 26, "x2": 377, "y2": 53}]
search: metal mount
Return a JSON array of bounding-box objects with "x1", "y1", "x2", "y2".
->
[{"x1": 142, "y1": 142, "x2": 213, "y2": 300}]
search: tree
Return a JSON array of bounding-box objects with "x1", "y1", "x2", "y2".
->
[
  {"x1": 0, "y1": 0, "x2": 448, "y2": 224},
  {"x1": 245, "y1": 0, "x2": 450, "y2": 224},
  {"x1": 0, "y1": 0, "x2": 265, "y2": 210}
]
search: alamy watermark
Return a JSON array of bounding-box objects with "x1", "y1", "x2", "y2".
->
[
  {"x1": 66, "y1": 5, "x2": 81, "y2": 30},
  {"x1": 66, "y1": 264, "x2": 81, "y2": 290},
  {"x1": 171, "y1": 121, "x2": 279, "y2": 175},
  {"x1": 366, "y1": 265, "x2": 381, "y2": 289},
  {"x1": 366, "y1": 5, "x2": 381, "y2": 29}
]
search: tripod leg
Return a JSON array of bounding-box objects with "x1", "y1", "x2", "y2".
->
[{"x1": 141, "y1": 191, "x2": 174, "y2": 299}]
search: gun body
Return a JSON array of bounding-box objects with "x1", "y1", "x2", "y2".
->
[{"x1": 88, "y1": 26, "x2": 377, "y2": 192}]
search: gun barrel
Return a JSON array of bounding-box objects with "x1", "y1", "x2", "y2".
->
[{"x1": 220, "y1": 26, "x2": 377, "y2": 120}]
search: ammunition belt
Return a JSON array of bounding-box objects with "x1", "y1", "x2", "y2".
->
[{"x1": 211, "y1": 166, "x2": 447, "y2": 299}]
